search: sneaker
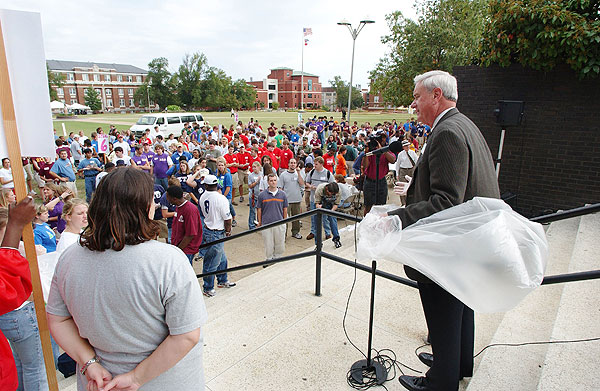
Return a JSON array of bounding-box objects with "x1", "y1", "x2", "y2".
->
[
  {"x1": 239, "y1": 196, "x2": 244, "y2": 202},
  {"x1": 306, "y1": 233, "x2": 315, "y2": 240},
  {"x1": 292, "y1": 233, "x2": 302, "y2": 239},
  {"x1": 232, "y1": 220, "x2": 237, "y2": 227},
  {"x1": 232, "y1": 201, "x2": 238, "y2": 206},
  {"x1": 203, "y1": 289, "x2": 216, "y2": 297},
  {"x1": 217, "y1": 281, "x2": 236, "y2": 288},
  {"x1": 333, "y1": 238, "x2": 342, "y2": 248}
]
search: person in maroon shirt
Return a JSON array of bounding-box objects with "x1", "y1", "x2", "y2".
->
[
  {"x1": 166, "y1": 185, "x2": 202, "y2": 265},
  {"x1": 55, "y1": 139, "x2": 71, "y2": 159}
]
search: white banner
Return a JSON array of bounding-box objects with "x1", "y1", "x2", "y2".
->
[{"x1": 0, "y1": 9, "x2": 55, "y2": 159}]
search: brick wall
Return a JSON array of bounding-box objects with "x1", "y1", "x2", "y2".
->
[{"x1": 453, "y1": 64, "x2": 600, "y2": 217}]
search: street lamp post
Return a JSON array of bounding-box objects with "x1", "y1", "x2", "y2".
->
[{"x1": 337, "y1": 18, "x2": 374, "y2": 126}]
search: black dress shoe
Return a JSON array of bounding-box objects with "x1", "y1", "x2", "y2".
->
[
  {"x1": 399, "y1": 375, "x2": 431, "y2": 391},
  {"x1": 418, "y1": 352, "x2": 433, "y2": 367}
]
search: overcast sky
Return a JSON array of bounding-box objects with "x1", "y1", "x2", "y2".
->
[{"x1": 2, "y1": 0, "x2": 416, "y2": 88}]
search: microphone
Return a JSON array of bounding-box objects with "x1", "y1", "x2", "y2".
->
[{"x1": 366, "y1": 141, "x2": 403, "y2": 156}]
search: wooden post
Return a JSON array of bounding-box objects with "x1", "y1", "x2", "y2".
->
[{"x1": 0, "y1": 20, "x2": 59, "y2": 391}]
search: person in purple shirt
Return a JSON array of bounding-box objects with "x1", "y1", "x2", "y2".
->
[
  {"x1": 142, "y1": 142, "x2": 156, "y2": 162},
  {"x1": 131, "y1": 145, "x2": 151, "y2": 173},
  {"x1": 152, "y1": 144, "x2": 173, "y2": 191}
]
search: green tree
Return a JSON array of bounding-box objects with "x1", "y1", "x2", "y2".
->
[
  {"x1": 329, "y1": 75, "x2": 364, "y2": 109},
  {"x1": 370, "y1": 0, "x2": 488, "y2": 106},
  {"x1": 196, "y1": 67, "x2": 236, "y2": 109},
  {"x1": 84, "y1": 87, "x2": 102, "y2": 111},
  {"x1": 175, "y1": 52, "x2": 207, "y2": 109},
  {"x1": 144, "y1": 57, "x2": 177, "y2": 109},
  {"x1": 480, "y1": 0, "x2": 600, "y2": 78},
  {"x1": 231, "y1": 79, "x2": 257, "y2": 109},
  {"x1": 47, "y1": 65, "x2": 65, "y2": 101},
  {"x1": 133, "y1": 84, "x2": 150, "y2": 107}
]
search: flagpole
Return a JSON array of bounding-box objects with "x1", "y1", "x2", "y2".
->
[{"x1": 301, "y1": 29, "x2": 304, "y2": 111}]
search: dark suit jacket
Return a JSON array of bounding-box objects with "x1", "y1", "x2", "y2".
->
[{"x1": 389, "y1": 108, "x2": 500, "y2": 282}]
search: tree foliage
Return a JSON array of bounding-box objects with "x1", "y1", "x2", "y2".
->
[
  {"x1": 134, "y1": 53, "x2": 256, "y2": 110},
  {"x1": 369, "y1": 0, "x2": 488, "y2": 106},
  {"x1": 47, "y1": 66, "x2": 65, "y2": 101},
  {"x1": 480, "y1": 0, "x2": 600, "y2": 78},
  {"x1": 84, "y1": 87, "x2": 102, "y2": 111},
  {"x1": 329, "y1": 75, "x2": 364, "y2": 109}
]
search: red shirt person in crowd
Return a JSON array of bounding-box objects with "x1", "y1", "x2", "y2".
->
[
  {"x1": 279, "y1": 140, "x2": 294, "y2": 173},
  {"x1": 0, "y1": 197, "x2": 36, "y2": 391},
  {"x1": 322, "y1": 146, "x2": 336, "y2": 173}
]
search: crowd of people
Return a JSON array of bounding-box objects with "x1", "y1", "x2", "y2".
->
[{"x1": 0, "y1": 106, "x2": 432, "y2": 391}]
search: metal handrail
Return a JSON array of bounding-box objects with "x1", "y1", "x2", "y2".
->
[
  {"x1": 196, "y1": 202, "x2": 600, "y2": 293},
  {"x1": 530, "y1": 203, "x2": 600, "y2": 224}
]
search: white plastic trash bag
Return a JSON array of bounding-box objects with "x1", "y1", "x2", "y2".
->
[{"x1": 357, "y1": 197, "x2": 548, "y2": 313}]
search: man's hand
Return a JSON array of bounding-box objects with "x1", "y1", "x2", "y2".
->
[
  {"x1": 85, "y1": 362, "x2": 112, "y2": 391},
  {"x1": 393, "y1": 175, "x2": 412, "y2": 196}
]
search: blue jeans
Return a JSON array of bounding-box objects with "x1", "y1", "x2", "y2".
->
[
  {"x1": 186, "y1": 253, "x2": 195, "y2": 265},
  {"x1": 167, "y1": 227, "x2": 172, "y2": 244},
  {"x1": 323, "y1": 213, "x2": 339, "y2": 239},
  {"x1": 248, "y1": 196, "x2": 257, "y2": 229},
  {"x1": 154, "y1": 177, "x2": 168, "y2": 191},
  {"x1": 318, "y1": 131, "x2": 325, "y2": 148},
  {"x1": 228, "y1": 199, "x2": 236, "y2": 218},
  {"x1": 84, "y1": 176, "x2": 96, "y2": 202},
  {"x1": 0, "y1": 302, "x2": 60, "y2": 391},
  {"x1": 310, "y1": 201, "x2": 317, "y2": 235},
  {"x1": 202, "y1": 228, "x2": 229, "y2": 291}
]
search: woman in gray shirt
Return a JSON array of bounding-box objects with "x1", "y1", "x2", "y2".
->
[{"x1": 47, "y1": 167, "x2": 207, "y2": 391}]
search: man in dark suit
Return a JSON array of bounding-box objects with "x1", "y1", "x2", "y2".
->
[{"x1": 388, "y1": 70, "x2": 500, "y2": 391}]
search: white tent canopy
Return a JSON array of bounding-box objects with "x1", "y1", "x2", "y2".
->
[
  {"x1": 68, "y1": 102, "x2": 90, "y2": 110},
  {"x1": 50, "y1": 100, "x2": 65, "y2": 109}
]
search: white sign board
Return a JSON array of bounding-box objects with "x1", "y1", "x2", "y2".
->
[
  {"x1": 0, "y1": 9, "x2": 55, "y2": 159},
  {"x1": 97, "y1": 134, "x2": 109, "y2": 153}
]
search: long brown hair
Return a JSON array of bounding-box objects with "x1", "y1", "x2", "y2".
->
[{"x1": 80, "y1": 167, "x2": 159, "y2": 251}]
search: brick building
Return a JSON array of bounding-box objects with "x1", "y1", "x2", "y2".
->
[
  {"x1": 247, "y1": 67, "x2": 322, "y2": 109},
  {"x1": 322, "y1": 87, "x2": 336, "y2": 110},
  {"x1": 47, "y1": 60, "x2": 150, "y2": 111}
]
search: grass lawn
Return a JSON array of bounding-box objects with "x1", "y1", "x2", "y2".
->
[{"x1": 53, "y1": 110, "x2": 413, "y2": 138}]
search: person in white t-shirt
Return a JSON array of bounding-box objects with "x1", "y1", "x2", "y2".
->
[
  {"x1": 0, "y1": 158, "x2": 14, "y2": 189},
  {"x1": 113, "y1": 135, "x2": 131, "y2": 157},
  {"x1": 55, "y1": 199, "x2": 88, "y2": 256},
  {"x1": 112, "y1": 146, "x2": 132, "y2": 166},
  {"x1": 198, "y1": 175, "x2": 235, "y2": 297}
]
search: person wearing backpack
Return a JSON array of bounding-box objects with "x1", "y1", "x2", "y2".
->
[{"x1": 305, "y1": 157, "x2": 334, "y2": 242}]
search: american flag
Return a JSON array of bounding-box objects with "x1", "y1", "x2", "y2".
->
[
  {"x1": 303, "y1": 27, "x2": 312, "y2": 36},
  {"x1": 304, "y1": 38, "x2": 309, "y2": 46}
]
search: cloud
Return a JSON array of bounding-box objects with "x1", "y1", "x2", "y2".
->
[{"x1": 1, "y1": 0, "x2": 416, "y2": 87}]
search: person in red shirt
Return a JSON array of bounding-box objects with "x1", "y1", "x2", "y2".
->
[
  {"x1": 236, "y1": 145, "x2": 252, "y2": 203},
  {"x1": 250, "y1": 147, "x2": 262, "y2": 168},
  {"x1": 239, "y1": 130, "x2": 250, "y2": 149},
  {"x1": 0, "y1": 196, "x2": 36, "y2": 391},
  {"x1": 166, "y1": 186, "x2": 202, "y2": 265},
  {"x1": 322, "y1": 146, "x2": 336, "y2": 173},
  {"x1": 263, "y1": 143, "x2": 279, "y2": 171},
  {"x1": 279, "y1": 140, "x2": 294, "y2": 174},
  {"x1": 223, "y1": 145, "x2": 240, "y2": 204},
  {"x1": 335, "y1": 146, "x2": 347, "y2": 177}
]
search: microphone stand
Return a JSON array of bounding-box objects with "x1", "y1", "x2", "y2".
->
[{"x1": 350, "y1": 260, "x2": 387, "y2": 384}]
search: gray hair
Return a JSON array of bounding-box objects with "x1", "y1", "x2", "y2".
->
[{"x1": 414, "y1": 70, "x2": 458, "y2": 102}]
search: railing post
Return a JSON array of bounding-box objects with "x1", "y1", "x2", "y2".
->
[{"x1": 315, "y1": 210, "x2": 322, "y2": 296}]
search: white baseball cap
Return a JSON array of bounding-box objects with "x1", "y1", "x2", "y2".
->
[{"x1": 202, "y1": 174, "x2": 218, "y2": 185}]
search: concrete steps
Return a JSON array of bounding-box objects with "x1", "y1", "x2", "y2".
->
[
  {"x1": 467, "y1": 215, "x2": 594, "y2": 391},
  {"x1": 537, "y1": 212, "x2": 600, "y2": 390}
]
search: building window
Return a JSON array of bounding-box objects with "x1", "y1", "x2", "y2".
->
[
  {"x1": 129, "y1": 98, "x2": 134, "y2": 107},
  {"x1": 67, "y1": 73, "x2": 74, "y2": 81},
  {"x1": 117, "y1": 75, "x2": 123, "y2": 82},
  {"x1": 94, "y1": 88, "x2": 101, "y2": 96},
  {"x1": 119, "y1": 98, "x2": 125, "y2": 107},
  {"x1": 127, "y1": 75, "x2": 133, "y2": 82},
  {"x1": 105, "y1": 88, "x2": 112, "y2": 97},
  {"x1": 268, "y1": 93, "x2": 274, "y2": 100},
  {"x1": 69, "y1": 88, "x2": 76, "y2": 97},
  {"x1": 106, "y1": 98, "x2": 113, "y2": 107},
  {"x1": 308, "y1": 93, "x2": 312, "y2": 98},
  {"x1": 118, "y1": 88, "x2": 124, "y2": 96},
  {"x1": 136, "y1": 76, "x2": 142, "y2": 82},
  {"x1": 128, "y1": 88, "x2": 133, "y2": 96},
  {"x1": 286, "y1": 72, "x2": 289, "y2": 76},
  {"x1": 105, "y1": 74, "x2": 111, "y2": 82},
  {"x1": 94, "y1": 74, "x2": 100, "y2": 82},
  {"x1": 374, "y1": 96, "x2": 380, "y2": 103},
  {"x1": 308, "y1": 80, "x2": 313, "y2": 91},
  {"x1": 82, "y1": 74, "x2": 89, "y2": 81},
  {"x1": 57, "y1": 88, "x2": 64, "y2": 96},
  {"x1": 268, "y1": 85, "x2": 276, "y2": 90}
]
